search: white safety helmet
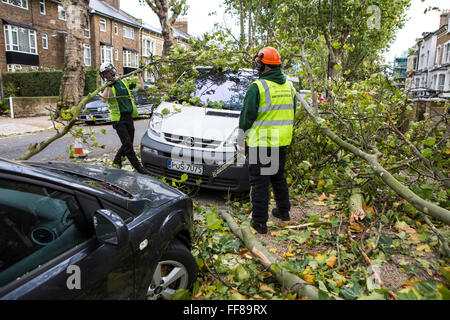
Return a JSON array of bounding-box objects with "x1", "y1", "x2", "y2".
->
[{"x1": 99, "y1": 62, "x2": 116, "y2": 80}]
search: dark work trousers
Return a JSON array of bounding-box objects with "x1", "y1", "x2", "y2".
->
[
  {"x1": 112, "y1": 112, "x2": 142, "y2": 169},
  {"x1": 249, "y1": 146, "x2": 290, "y2": 224}
]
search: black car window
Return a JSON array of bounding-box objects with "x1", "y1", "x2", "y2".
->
[
  {"x1": 0, "y1": 179, "x2": 91, "y2": 288},
  {"x1": 187, "y1": 69, "x2": 258, "y2": 110}
]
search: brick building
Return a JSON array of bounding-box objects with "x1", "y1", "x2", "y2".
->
[{"x1": 0, "y1": 0, "x2": 190, "y2": 80}]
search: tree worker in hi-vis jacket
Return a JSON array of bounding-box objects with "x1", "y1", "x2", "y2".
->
[
  {"x1": 99, "y1": 62, "x2": 150, "y2": 174},
  {"x1": 238, "y1": 47, "x2": 297, "y2": 234}
]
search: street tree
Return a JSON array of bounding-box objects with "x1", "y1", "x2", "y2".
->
[
  {"x1": 56, "y1": 0, "x2": 90, "y2": 116},
  {"x1": 139, "y1": 0, "x2": 189, "y2": 57}
]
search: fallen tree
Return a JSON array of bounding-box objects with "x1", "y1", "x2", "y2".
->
[
  {"x1": 220, "y1": 210, "x2": 342, "y2": 300},
  {"x1": 296, "y1": 91, "x2": 450, "y2": 226}
]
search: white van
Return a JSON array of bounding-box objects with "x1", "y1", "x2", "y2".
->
[{"x1": 140, "y1": 67, "x2": 297, "y2": 192}]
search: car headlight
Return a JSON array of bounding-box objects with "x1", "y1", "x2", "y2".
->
[
  {"x1": 148, "y1": 113, "x2": 163, "y2": 137},
  {"x1": 99, "y1": 106, "x2": 109, "y2": 112}
]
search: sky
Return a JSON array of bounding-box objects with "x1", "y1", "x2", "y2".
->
[{"x1": 120, "y1": 0, "x2": 450, "y2": 64}]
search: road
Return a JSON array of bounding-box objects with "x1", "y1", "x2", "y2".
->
[
  {"x1": 0, "y1": 119, "x2": 149, "y2": 161},
  {"x1": 0, "y1": 118, "x2": 234, "y2": 204}
]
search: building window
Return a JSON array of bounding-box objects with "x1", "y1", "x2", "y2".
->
[
  {"x1": 114, "y1": 23, "x2": 118, "y2": 35},
  {"x1": 2, "y1": 0, "x2": 28, "y2": 9},
  {"x1": 84, "y1": 19, "x2": 90, "y2": 38},
  {"x1": 115, "y1": 48, "x2": 119, "y2": 61},
  {"x1": 123, "y1": 26, "x2": 134, "y2": 40},
  {"x1": 435, "y1": 46, "x2": 442, "y2": 65},
  {"x1": 100, "y1": 45, "x2": 112, "y2": 64},
  {"x1": 42, "y1": 33, "x2": 48, "y2": 49},
  {"x1": 83, "y1": 44, "x2": 91, "y2": 66},
  {"x1": 100, "y1": 19, "x2": 107, "y2": 32},
  {"x1": 39, "y1": 0, "x2": 45, "y2": 14},
  {"x1": 445, "y1": 43, "x2": 450, "y2": 63},
  {"x1": 432, "y1": 75, "x2": 437, "y2": 89},
  {"x1": 142, "y1": 38, "x2": 155, "y2": 57},
  {"x1": 123, "y1": 50, "x2": 138, "y2": 68},
  {"x1": 3, "y1": 24, "x2": 37, "y2": 54},
  {"x1": 438, "y1": 74, "x2": 445, "y2": 91},
  {"x1": 415, "y1": 78, "x2": 420, "y2": 88},
  {"x1": 58, "y1": 5, "x2": 66, "y2": 21}
]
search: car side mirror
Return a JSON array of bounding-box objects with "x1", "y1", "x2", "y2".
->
[{"x1": 93, "y1": 209, "x2": 129, "y2": 248}]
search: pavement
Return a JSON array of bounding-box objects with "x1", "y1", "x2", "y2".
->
[{"x1": 0, "y1": 115, "x2": 56, "y2": 136}]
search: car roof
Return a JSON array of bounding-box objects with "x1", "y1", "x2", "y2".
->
[{"x1": 0, "y1": 158, "x2": 107, "y2": 197}]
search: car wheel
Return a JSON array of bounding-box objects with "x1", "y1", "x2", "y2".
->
[{"x1": 147, "y1": 239, "x2": 198, "y2": 300}]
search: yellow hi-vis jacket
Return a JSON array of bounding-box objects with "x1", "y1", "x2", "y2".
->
[
  {"x1": 246, "y1": 79, "x2": 296, "y2": 147},
  {"x1": 107, "y1": 77, "x2": 139, "y2": 122}
]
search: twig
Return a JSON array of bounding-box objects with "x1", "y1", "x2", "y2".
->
[
  {"x1": 418, "y1": 212, "x2": 450, "y2": 258},
  {"x1": 336, "y1": 212, "x2": 344, "y2": 268},
  {"x1": 284, "y1": 221, "x2": 331, "y2": 229}
]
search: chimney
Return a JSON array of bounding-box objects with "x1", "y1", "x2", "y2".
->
[
  {"x1": 173, "y1": 17, "x2": 188, "y2": 34},
  {"x1": 101, "y1": 0, "x2": 120, "y2": 10},
  {"x1": 439, "y1": 9, "x2": 450, "y2": 28}
]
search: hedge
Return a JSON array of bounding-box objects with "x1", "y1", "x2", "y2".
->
[{"x1": 2, "y1": 68, "x2": 99, "y2": 97}]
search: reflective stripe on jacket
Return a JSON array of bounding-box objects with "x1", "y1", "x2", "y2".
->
[
  {"x1": 108, "y1": 78, "x2": 139, "y2": 122},
  {"x1": 246, "y1": 79, "x2": 295, "y2": 147}
]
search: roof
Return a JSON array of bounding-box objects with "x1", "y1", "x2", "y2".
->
[
  {"x1": 141, "y1": 21, "x2": 190, "y2": 41},
  {"x1": 89, "y1": 0, "x2": 190, "y2": 41},
  {"x1": 89, "y1": 0, "x2": 141, "y2": 28}
]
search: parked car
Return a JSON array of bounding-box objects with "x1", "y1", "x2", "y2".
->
[
  {"x1": 140, "y1": 67, "x2": 261, "y2": 192},
  {"x1": 0, "y1": 158, "x2": 197, "y2": 300},
  {"x1": 79, "y1": 95, "x2": 110, "y2": 124},
  {"x1": 79, "y1": 90, "x2": 155, "y2": 125}
]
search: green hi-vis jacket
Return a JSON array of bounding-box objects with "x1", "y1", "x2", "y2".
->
[
  {"x1": 244, "y1": 73, "x2": 296, "y2": 147},
  {"x1": 108, "y1": 77, "x2": 140, "y2": 122}
]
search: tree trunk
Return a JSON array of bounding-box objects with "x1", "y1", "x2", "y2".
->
[
  {"x1": 145, "y1": 0, "x2": 184, "y2": 58},
  {"x1": 239, "y1": 0, "x2": 245, "y2": 46},
  {"x1": 329, "y1": 47, "x2": 344, "y2": 80},
  {"x1": 57, "y1": 0, "x2": 89, "y2": 114},
  {"x1": 219, "y1": 211, "x2": 327, "y2": 300},
  {"x1": 248, "y1": 0, "x2": 252, "y2": 46},
  {"x1": 159, "y1": 1, "x2": 174, "y2": 57}
]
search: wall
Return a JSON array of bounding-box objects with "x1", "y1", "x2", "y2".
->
[{"x1": 9, "y1": 96, "x2": 58, "y2": 117}]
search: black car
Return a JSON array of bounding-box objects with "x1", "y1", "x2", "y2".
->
[
  {"x1": 0, "y1": 158, "x2": 197, "y2": 300},
  {"x1": 80, "y1": 91, "x2": 155, "y2": 125},
  {"x1": 79, "y1": 95, "x2": 111, "y2": 124}
]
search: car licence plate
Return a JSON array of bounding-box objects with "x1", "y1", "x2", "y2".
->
[{"x1": 168, "y1": 160, "x2": 203, "y2": 175}]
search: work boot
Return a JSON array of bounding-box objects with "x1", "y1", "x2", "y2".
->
[
  {"x1": 251, "y1": 221, "x2": 267, "y2": 234},
  {"x1": 272, "y1": 208, "x2": 290, "y2": 221}
]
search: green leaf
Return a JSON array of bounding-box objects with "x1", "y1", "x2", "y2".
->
[
  {"x1": 205, "y1": 211, "x2": 223, "y2": 230},
  {"x1": 171, "y1": 288, "x2": 192, "y2": 300},
  {"x1": 440, "y1": 267, "x2": 450, "y2": 284},
  {"x1": 357, "y1": 292, "x2": 386, "y2": 300},
  {"x1": 438, "y1": 286, "x2": 450, "y2": 300},
  {"x1": 235, "y1": 264, "x2": 250, "y2": 281},
  {"x1": 423, "y1": 137, "x2": 436, "y2": 146},
  {"x1": 422, "y1": 148, "x2": 433, "y2": 158},
  {"x1": 293, "y1": 230, "x2": 311, "y2": 244},
  {"x1": 396, "y1": 289, "x2": 419, "y2": 300}
]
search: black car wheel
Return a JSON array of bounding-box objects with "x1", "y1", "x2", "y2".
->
[{"x1": 147, "y1": 239, "x2": 198, "y2": 300}]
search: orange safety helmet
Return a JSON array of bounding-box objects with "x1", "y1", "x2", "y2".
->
[{"x1": 254, "y1": 47, "x2": 282, "y2": 65}]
